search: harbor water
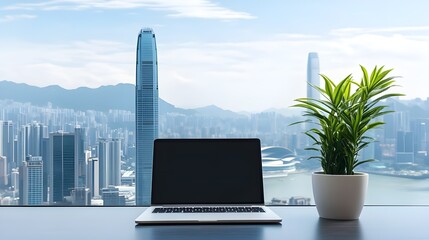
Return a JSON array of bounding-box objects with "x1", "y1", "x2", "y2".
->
[{"x1": 264, "y1": 172, "x2": 429, "y2": 205}]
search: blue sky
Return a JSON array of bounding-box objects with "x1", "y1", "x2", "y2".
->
[{"x1": 1, "y1": 1, "x2": 429, "y2": 111}]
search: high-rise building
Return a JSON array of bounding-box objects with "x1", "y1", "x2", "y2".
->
[
  {"x1": 15, "y1": 123, "x2": 46, "y2": 167},
  {"x1": 41, "y1": 137, "x2": 49, "y2": 202},
  {"x1": 98, "y1": 138, "x2": 121, "y2": 190},
  {"x1": 48, "y1": 132, "x2": 75, "y2": 204},
  {"x1": 74, "y1": 127, "x2": 86, "y2": 188},
  {"x1": 11, "y1": 168, "x2": 19, "y2": 191},
  {"x1": 307, "y1": 52, "x2": 320, "y2": 100},
  {"x1": 411, "y1": 119, "x2": 429, "y2": 161},
  {"x1": 28, "y1": 122, "x2": 47, "y2": 157},
  {"x1": 136, "y1": 28, "x2": 159, "y2": 206},
  {"x1": 71, "y1": 187, "x2": 90, "y2": 205},
  {"x1": 396, "y1": 131, "x2": 414, "y2": 163},
  {"x1": 109, "y1": 138, "x2": 121, "y2": 186},
  {"x1": 98, "y1": 138, "x2": 109, "y2": 190},
  {"x1": 102, "y1": 186, "x2": 125, "y2": 206},
  {"x1": 19, "y1": 156, "x2": 43, "y2": 205},
  {"x1": 1, "y1": 121, "x2": 14, "y2": 172},
  {"x1": 87, "y1": 157, "x2": 99, "y2": 197},
  {"x1": 304, "y1": 53, "x2": 321, "y2": 149},
  {"x1": 16, "y1": 125, "x2": 27, "y2": 166},
  {"x1": 0, "y1": 156, "x2": 7, "y2": 188}
]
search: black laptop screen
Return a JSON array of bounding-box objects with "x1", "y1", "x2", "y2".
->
[{"x1": 151, "y1": 138, "x2": 265, "y2": 205}]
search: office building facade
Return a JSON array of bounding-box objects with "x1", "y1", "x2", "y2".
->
[{"x1": 135, "y1": 28, "x2": 159, "y2": 206}]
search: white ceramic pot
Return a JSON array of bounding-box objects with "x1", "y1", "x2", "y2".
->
[{"x1": 312, "y1": 172, "x2": 368, "y2": 220}]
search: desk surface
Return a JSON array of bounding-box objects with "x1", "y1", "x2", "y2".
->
[{"x1": 0, "y1": 206, "x2": 428, "y2": 240}]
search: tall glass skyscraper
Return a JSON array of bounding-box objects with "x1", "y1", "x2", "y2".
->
[
  {"x1": 307, "y1": 52, "x2": 320, "y2": 100},
  {"x1": 135, "y1": 28, "x2": 158, "y2": 206},
  {"x1": 49, "y1": 132, "x2": 75, "y2": 204}
]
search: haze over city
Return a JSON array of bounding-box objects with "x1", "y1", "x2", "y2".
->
[{"x1": 1, "y1": 0, "x2": 429, "y2": 112}]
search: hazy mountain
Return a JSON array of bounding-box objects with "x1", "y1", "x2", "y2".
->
[
  {"x1": 0, "y1": 80, "x2": 232, "y2": 116},
  {"x1": 0, "y1": 80, "x2": 134, "y2": 111},
  {"x1": 193, "y1": 105, "x2": 246, "y2": 119},
  {"x1": 1, "y1": 81, "x2": 425, "y2": 120}
]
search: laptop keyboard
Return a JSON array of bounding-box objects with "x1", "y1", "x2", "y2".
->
[{"x1": 152, "y1": 207, "x2": 265, "y2": 213}]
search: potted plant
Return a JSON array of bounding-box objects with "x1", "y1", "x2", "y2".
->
[{"x1": 292, "y1": 65, "x2": 403, "y2": 220}]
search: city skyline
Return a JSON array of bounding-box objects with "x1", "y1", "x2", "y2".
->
[
  {"x1": 1, "y1": 1, "x2": 429, "y2": 111},
  {"x1": 1, "y1": 82, "x2": 429, "y2": 205},
  {"x1": 0, "y1": 39, "x2": 428, "y2": 208}
]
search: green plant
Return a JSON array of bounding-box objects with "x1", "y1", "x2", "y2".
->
[{"x1": 292, "y1": 65, "x2": 404, "y2": 175}]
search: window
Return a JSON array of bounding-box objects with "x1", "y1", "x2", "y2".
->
[{"x1": 0, "y1": 1, "x2": 428, "y2": 206}]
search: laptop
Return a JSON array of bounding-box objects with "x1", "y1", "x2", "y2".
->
[{"x1": 135, "y1": 138, "x2": 282, "y2": 224}]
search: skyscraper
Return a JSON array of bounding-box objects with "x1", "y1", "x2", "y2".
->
[
  {"x1": 1, "y1": 121, "x2": 14, "y2": 173},
  {"x1": 307, "y1": 52, "x2": 320, "y2": 100},
  {"x1": 19, "y1": 156, "x2": 43, "y2": 205},
  {"x1": 49, "y1": 132, "x2": 75, "y2": 204},
  {"x1": 15, "y1": 123, "x2": 46, "y2": 167},
  {"x1": 98, "y1": 138, "x2": 109, "y2": 190},
  {"x1": 136, "y1": 28, "x2": 158, "y2": 206},
  {"x1": 28, "y1": 122, "x2": 48, "y2": 157},
  {"x1": 74, "y1": 127, "x2": 86, "y2": 188},
  {"x1": 87, "y1": 157, "x2": 99, "y2": 197},
  {"x1": 108, "y1": 138, "x2": 121, "y2": 186},
  {"x1": 98, "y1": 138, "x2": 121, "y2": 190},
  {"x1": 303, "y1": 53, "x2": 321, "y2": 149},
  {"x1": 0, "y1": 156, "x2": 7, "y2": 188},
  {"x1": 41, "y1": 137, "x2": 49, "y2": 202},
  {"x1": 11, "y1": 168, "x2": 19, "y2": 191}
]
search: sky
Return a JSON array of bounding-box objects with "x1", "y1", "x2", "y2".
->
[{"x1": 1, "y1": 0, "x2": 429, "y2": 112}]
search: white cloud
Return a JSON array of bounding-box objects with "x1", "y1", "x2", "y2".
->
[
  {"x1": 0, "y1": 14, "x2": 36, "y2": 22},
  {"x1": 2, "y1": 0, "x2": 255, "y2": 20},
  {"x1": 1, "y1": 29, "x2": 429, "y2": 112},
  {"x1": 159, "y1": 31, "x2": 429, "y2": 111},
  {"x1": 0, "y1": 40, "x2": 135, "y2": 89},
  {"x1": 331, "y1": 26, "x2": 429, "y2": 36}
]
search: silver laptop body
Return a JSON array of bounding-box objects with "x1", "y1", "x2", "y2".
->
[{"x1": 135, "y1": 138, "x2": 282, "y2": 224}]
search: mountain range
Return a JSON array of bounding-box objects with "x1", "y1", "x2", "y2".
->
[
  {"x1": 0, "y1": 80, "x2": 247, "y2": 118},
  {"x1": 0, "y1": 80, "x2": 427, "y2": 120}
]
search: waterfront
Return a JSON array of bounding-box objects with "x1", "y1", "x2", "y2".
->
[{"x1": 264, "y1": 172, "x2": 429, "y2": 205}]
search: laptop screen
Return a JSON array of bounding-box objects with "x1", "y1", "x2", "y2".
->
[{"x1": 151, "y1": 138, "x2": 265, "y2": 205}]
